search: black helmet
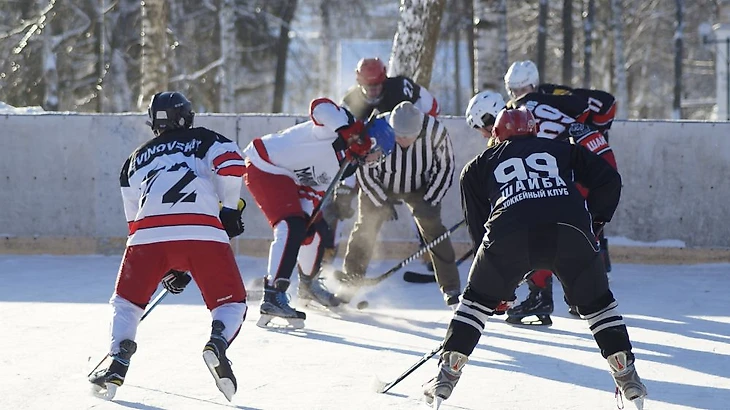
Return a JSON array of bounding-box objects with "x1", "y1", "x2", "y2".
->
[{"x1": 147, "y1": 91, "x2": 195, "y2": 136}]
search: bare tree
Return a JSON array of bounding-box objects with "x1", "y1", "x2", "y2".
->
[
  {"x1": 139, "y1": 0, "x2": 168, "y2": 109},
  {"x1": 389, "y1": 0, "x2": 446, "y2": 88},
  {"x1": 40, "y1": 0, "x2": 59, "y2": 111},
  {"x1": 272, "y1": 0, "x2": 298, "y2": 112},
  {"x1": 582, "y1": 0, "x2": 594, "y2": 88},
  {"x1": 673, "y1": 0, "x2": 684, "y2": 119},
  {"x1": 218, "y1": 0, "x2": 236, "y2": 113},
  {"x1": 319, "y1": 0, "x2": 335, "y2": 98},
  {"x1": 562, "y1": 0, "x2": 573, "y2": 85},
  {"x1": 611, "y1": 0, "x2": 628, "y2": 118},
  {"x1": 536, "y1": 0, "x2": 548, "y2": 77},
  {"x1": 473, "y1": 0, "x2": 508, "y2": 93}
]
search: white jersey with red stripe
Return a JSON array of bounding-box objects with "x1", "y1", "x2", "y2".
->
[
  {"x1": 243, "y1": 98, "x2": 351, "y2": 207},
  {"x1": 120, "y1": 127, "x2": 245, "y2": 246}
]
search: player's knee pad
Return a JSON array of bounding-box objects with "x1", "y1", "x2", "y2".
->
[{"x1": 574, "y1": 289, "x2": 616, "y2": 317}]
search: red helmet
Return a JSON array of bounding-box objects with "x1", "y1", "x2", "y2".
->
[
  {"x1": 356, "y1": 58, "x2": 387, "y2": 86},
  {"x1": 492, "y1": 107, "x2": 537, "y2": 142}
]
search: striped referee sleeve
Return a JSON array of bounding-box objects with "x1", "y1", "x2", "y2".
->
[
  {"x1": 356, "y1": 165, "x2": 389, "y2": 207},
  {"x1": 423, "y1": 118, "x2": 455, "y2": 206}
]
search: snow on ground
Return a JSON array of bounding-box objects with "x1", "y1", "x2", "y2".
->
[{"x1": 0, "y1": 254, "x2": 729, "y2": 410}]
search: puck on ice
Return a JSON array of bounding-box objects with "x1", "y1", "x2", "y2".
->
[{"x1": 356, "y1": 301, "x2": 369, "y2": 310}]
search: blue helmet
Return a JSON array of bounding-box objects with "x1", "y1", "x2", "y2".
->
[{"x1": 363, "y1": 117, "x2": 395, "y2": 165}]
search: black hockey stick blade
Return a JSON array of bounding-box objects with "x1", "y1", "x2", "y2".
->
[
  {"x1": 402, "y1": 249, "x2": 474, "y2": 284},
  {"x1": 403, "y1": 270, "x2": 436, "y2": 283}
]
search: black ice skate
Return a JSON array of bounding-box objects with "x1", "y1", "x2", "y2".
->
[
  {"x1": 608, "y1": 351, "x2": 648, "y2": 410},
  {"x1": 506, "y1": 276, "x2": 554, "y2": 326},
  {"x1": 298, "y1": 271, "x2": 343, "y2": 309},
  {"x1": 257, "y1": 278, "x2": 306, "y2": 329},
  {"x1": 423, "y1": 351, "x2": 468, "y2": 409},
  {"x1": 89, "y1": 339, "x2": 137, "y2": 401},
  {"x1": 203, "y1": 320, "x2": 237, "y2": 402}
]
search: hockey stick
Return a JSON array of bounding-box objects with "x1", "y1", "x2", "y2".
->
[
  {"x1": 374, "y1": 342, "x2": 444, "y2": 394},
  {"x1": 342, "y1": 220, "x2": 466, "y2": 287},
  {"x1": 402, "y1": 248, "x2": 475, "y2": 284},
  {"x1": 86, "y1": 288, "x2": 170, "y2": 377},
  {"x1": 307, "y1": 158, "x2": 355, "y2": 230}
]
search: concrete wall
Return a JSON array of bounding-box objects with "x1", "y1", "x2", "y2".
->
[{"x1": 1, "y1": 113, "x2": 729, "y2": 254}]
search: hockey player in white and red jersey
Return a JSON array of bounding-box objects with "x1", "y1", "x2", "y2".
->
[
  {"x1": 243, "y1": 98, "x2": 395, "y2": 328},
  {"x1": 89, "y1": 92, "x2": 247, "y2": 402}
]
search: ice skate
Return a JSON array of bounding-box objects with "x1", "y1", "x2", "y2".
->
[
  {"x1": 505, "y1": 277, "x2": 554, "y2": 326},
  {"x1": 608, "y1": 351, "x2": 648, "y2": 410},
  {"x1": 89, "y1": 339, "x2": 137, "y2": 401},
  {"x1": 202, "y1": 320, "x2": 237, "y2": 402},
  {"x1": 423, "y1": 351, "x2": 468, "y2": 406},
  {"x1": 257, "y1": 278, "x2": 306, "y2": 329},
  {"x1": 298, "y1": 271, "x2": 343, "y2": 309}
]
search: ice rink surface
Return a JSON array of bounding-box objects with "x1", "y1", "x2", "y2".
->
[{"x1": 1, "y1": 254, "x2": 728, "y2": 410}]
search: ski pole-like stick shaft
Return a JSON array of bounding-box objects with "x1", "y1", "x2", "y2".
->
[
  {"x1": 376, "y1": 342, "x2": 444, "y2": 394},
  {"x1": 87, "y1": 288, "x2": 170, "y2": 377},
  {"x1": 307, "y1": 158, "x2": 354, "y2": 230},
  {"x1": 360, "y1": 219, "x2": 466, "y2": 286}
]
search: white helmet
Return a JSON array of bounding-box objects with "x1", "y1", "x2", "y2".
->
[
  {"x1": 504, "y1": 60, "x2": 539, "y2": 98},
  {"x1": 465, "y1": 91, "x2": 506, "y2": 129}
]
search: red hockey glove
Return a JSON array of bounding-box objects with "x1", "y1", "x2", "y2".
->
[{"x1": 336, "y1": 120, "x2": 365, "y2": 143}]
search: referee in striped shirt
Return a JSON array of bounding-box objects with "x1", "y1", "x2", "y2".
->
[{"x1": 342, "y1": 101, "x2": 461, "y2": 307}]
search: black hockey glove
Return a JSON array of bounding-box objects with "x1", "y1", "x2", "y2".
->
[
  {"x1": 219, "y1": 207, "x2": 245, "y2": 238},
  {"x1": 331, "y1": 185, "x2": 356, "y2": 220},
  {"x1": 161, "y1": 270, "x2": 192, "y2": 294}
]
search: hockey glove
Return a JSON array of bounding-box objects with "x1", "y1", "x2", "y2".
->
[
  {"x1": 161, "y1": 270, "x2": 192, "y2": 294},
  {"x1": 331, "y1": 185, "x2": 356, "y2": 220},
  {"x1": 219, "y1": 207, "x2": 245, "y2": 238},
  {"x1": 336, "y1": 120, "x2": 365, "y2": 143}
]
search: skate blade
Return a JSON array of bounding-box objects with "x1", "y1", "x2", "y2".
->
[
  {"x1": 505, "y1": 314, "x2": 552, "y2": 326},
  {"x1": 432, "y1": 396, "x2": 444, "y2": 409},
  {"x1": 90, "y1": 382, "x2": 117, "y2": 401},
  {"x1": 202, "y1": 350, "x2": 235, "y2": 402},
  {"x1": 256, "y1": 314, "x2": 305, "y2": 329},
  {"x1": 631, "y1": 396, "x2": 645, "y2": 410}
]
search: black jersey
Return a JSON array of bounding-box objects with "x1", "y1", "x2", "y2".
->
[
  {"x1": 508, "y1": 92, "x2": 591, "y2": 140},
  {"x1": 460, "y1": 135, "x2": 621, "y2": 247},
  {"x1": 341, "y1": 76, "x2": 424, "y2": 120},
  {"x1": 538, "y1": 83, "x2": 617, "y2": 131}
]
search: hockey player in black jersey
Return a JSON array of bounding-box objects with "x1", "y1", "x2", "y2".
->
[
  {"x1": 504, "y1": 60, "x2": 618, "y2": 324},
  {"x1": 340, "y1": 57, "x2": 440, "y2": 121},
  {"x1": 422, "y1": 108, "x2": 647, "y2": 410}
]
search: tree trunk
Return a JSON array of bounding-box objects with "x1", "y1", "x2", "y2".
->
[
  {"x1": 139, "y1": 0, "x2": 168, "y2": 110},
  {"x1": 562, "y1": 0, "x2": 573, "y2": 86},
  {"x1": 473, "y1": 0, "x2": 507, "y2": 93},
  {"x1": 218, "y1": 0, "x2": 236, "y2": 113},
  {"x1": 319, "y1": 0, "x2": 335, "y2": 99},
  {"x1": 537, "y1": 0, "x2": 548, "y2": 78},
  {"x1": 389, "y1": 0, "x2": 446, "y2": 88},
  {"x1": 582, "y1": 0, "x2": 594, "y2": 88},
  {"x1": 40, "y1": 0, "x2": 59, "y2": 111},
  {"x1": 611, "y1": 0, "x2": 628, "y2": 118},
  {"x1": 96, "y1": 0, "x2": 105, "y2": 112},
  {"x1": 673, "y1": 0, "x2": 684, "y2": 119},
  {"x1": 272, "y1": 0, "x2": 297, "y2": 113}
]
